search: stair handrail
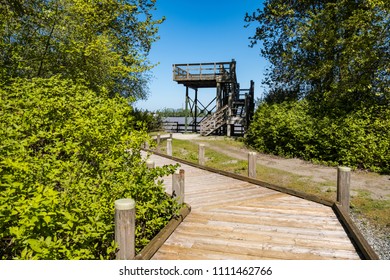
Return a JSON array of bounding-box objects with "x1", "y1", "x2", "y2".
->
[{"x1": 200, "y1": 105, "x2": 229, "y2": 135}]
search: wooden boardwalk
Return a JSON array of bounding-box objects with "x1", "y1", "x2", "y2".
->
[{"x1": 147, "y1": 154, "x2": 361, "y2": 260}]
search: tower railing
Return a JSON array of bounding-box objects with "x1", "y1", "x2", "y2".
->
[{"x1": 173, "y1": 61, "x2": 235, "y2": 82}]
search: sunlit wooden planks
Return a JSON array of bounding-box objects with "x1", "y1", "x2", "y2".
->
[{"x1": 146, "y1": 154, "x2": 361, "y2": 260}]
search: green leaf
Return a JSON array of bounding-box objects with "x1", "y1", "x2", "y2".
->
[{"x1": 27, "y1": 239, "x2": 43, "y2": 253}]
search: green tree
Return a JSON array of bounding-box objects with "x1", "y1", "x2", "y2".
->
[
  {"x1": 156, "y1": 108, "x2": 193, "y2": 117},
  {"x1": 0, "y1": 0, "x2": 164, "y2": 100},
  {"x1": 245, "y1": 0, "x2": 390, "y2": 115}
]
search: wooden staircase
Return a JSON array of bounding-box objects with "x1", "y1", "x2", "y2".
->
[
  {"x1": 173, "y1": 61, "x2": 255, "y2": 137},
  {"x1": 200, "y1": 105, "x2": 229, "y2": 136}
]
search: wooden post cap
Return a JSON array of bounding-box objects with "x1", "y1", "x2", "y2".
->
[
  {"x1": 146, "y1": 160, "x2": 155, "y2": 168},
  {"x1": 338, "y1": 166, "x2": 351, "y2": 172},
  {"x1": 115, "y1": 198, "x2": 135, "y2": 210}
]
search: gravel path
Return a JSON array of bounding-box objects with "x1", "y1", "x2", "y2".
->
[{"x1": 350, "y1": 213, "x2": 390, "y2": 260}]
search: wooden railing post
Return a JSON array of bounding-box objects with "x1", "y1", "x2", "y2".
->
[
  {"x1": 248, "y1": 152, "x2": 257, "y2": 178},
  {"x1": 227, "y1": 92, "x2": 233, "y2": 137},
  {"x1": 172, "y1": 169, "x2": 185, "y2": 204},
  {"x1": 198, "y1": 144, "x2": 205, "y2": 165},
  {"x1": 167, "y1": 139, "x2": 172, "y2": 156},
  {"x1": 156, "y1": 134, "x2": 161, "y2": 152},
  {"x1": 115, "y1": 198, "x2": 136, "y2": 260},
  {"x1": 337, "y1": 166, "x2": 351, "y2": 212}
]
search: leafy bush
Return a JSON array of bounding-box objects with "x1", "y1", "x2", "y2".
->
[
  {"x1": 333, "y1": 107, "x2": 390, "y2": 173},
  {"x1": 132, "y1": 108, "x2": 162, "y2": 132},
  {"x1": 245, "y1": 101, "x2": 390, "y2": 174},
  {"x1": 0, "y1": 77, "x2": 179, "y2": 259},
  {"x1": 245, "y1": 101, "x2": 315, "y2": 158}
]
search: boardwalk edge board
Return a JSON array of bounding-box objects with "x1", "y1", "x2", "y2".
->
[
  {"x1": 135, "y1": 204, "x2": 191, "y2": 260},
  {"x1": 144, "y1": 148, "x2": 379, "y2": 260}
]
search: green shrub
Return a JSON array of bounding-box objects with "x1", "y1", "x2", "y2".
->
[
  {"x1": 336, "y1": 106, "x2": 390, "y2": 173},
  {"x1": 132, "y1": 108, "x2": 162, "y2": 132},
  {"x1": 245, "y1": 101, "x2": 315, "y2": 158},
  {"x1": 245, "y1": 101, "x2": 390, "y2": 174},
  {"x1": 0, "y1": 77, "x2": 179, "y2": 259}
]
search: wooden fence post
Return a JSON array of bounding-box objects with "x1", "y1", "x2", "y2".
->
[
  {"x1": 172, "y1": 169, "x2": 185, "y2": 204},
  {"x1": 115, "y1": 198, "x2": 136, "y2": 260},
  {"x1": 146, "y1": 160, "x2": 155, "y2": 169},
  {"x1": 167, "y1": 139, "x2": 172, "y2": 156},
  {"x1": 198, "y1": 144, "x2": 205, "y2": 165},
  {"x1": 248, "y1": 152, "x2": 257, "y2": 178},
  {"x1": 337, "y1": 166, "x2": 351, "y2": 212},
  {"x1": 156, "y1": 134, "x2": 161, "y2": 152}
]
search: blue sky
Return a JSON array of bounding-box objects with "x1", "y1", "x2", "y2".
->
[{"x1": 135, "y1": 0, "x2": 267, "y2": 111}]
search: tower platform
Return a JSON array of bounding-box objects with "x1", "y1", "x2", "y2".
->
[{"x1": 172, "y1": 60, "x2": 254, "y2": 136}]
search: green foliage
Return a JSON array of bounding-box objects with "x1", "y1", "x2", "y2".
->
[
  {"x1": 0, "y1": 77, "x2": 179, "y2": 259},
  {"x1": 0, "y1": 0, "x2": 164, "y2": 99},
  {"x1": 245, "y1": 101, "x2": 313, "y2": 158},
  {"x1": 245, "y1": 101, "x2": 390, "y2": 174},
  {"x1": 156, "y1": 108, "x2": 192, "y2": 117},
  {"x1": 132, "y1": 109, "x2": 162, "y2": 132},
  {"x1": 245, "y1": 1, "x2": 390, "y2": 175},
  {"x1": 245, "y1": 0, "x2": 390, "y2": 114}
]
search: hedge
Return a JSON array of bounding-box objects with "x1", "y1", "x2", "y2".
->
[
  {"x1": 0, "y1": 77, "x2": 179, "y2": 259},
  {"x1": 245, "y1": 100, "x2": 390, "y2": 174}
]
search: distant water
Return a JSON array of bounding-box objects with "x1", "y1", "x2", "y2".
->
[
  {"x1": 161, "y1": 117, "x2": 204, "y2": 132},
  {"x1": 163, "y1": 117, "x2": 204, "y2": 125}
]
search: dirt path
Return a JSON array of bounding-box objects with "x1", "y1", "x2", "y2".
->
[{"x1": 169, "y1": 133, "x2": 390, "y2": 200}]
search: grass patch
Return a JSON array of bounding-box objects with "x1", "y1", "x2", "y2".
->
[
  {"x1": 351, "y1": 191, "x2": 390, "y2": 229},
  {"x1": 257, "y1": 167, "x2": 337, "y2": 202}
]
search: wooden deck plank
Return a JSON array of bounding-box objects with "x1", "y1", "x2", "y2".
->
[
  {"x1": 144, "y1": 153, "x2": 361, "y2": 260},
  {"x1": 208, "y1": 220, "x2": 352, "y2": 238},
  {"x1": 178, "y1": 221, "x2": 355, "y2": 245},
  {"x1": 158, "y1": 231, "x2": 359, "y2": 260},
  {"x1": 180, "y1": 213, "x2": 348, "y2": 235},
  {"x1": 154, "y1": 244, "x2": 279, "y2": 260},
  {"x1": 171, "y1": 224, "x2": 356, "y2": 250}
]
